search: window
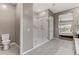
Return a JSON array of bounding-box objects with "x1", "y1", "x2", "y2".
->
[{"x1": 59, "y1": 13, "x2": 73, "y2": 34}]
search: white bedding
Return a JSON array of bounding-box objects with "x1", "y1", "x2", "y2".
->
[{"x1": 59, "y1": 32, "x2": 73, "y2": 36}]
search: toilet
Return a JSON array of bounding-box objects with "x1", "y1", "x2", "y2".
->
[{"x1": 1, "y1": 34, "x2": 10, "y2": 50}]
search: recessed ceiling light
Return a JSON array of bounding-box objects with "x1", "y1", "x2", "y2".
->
[{"x1": 1, "y1": 4, "x2": 7, "y2": 9}]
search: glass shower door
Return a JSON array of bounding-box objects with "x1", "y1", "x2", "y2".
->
[
  {"x1": 40, "y1": 17, "x2": 48, "y2": 42},
  {"x1": 33, "y1": 16, "x2": 39, "y2": 46},
  {"x1": 33, "y1": 11, "x2": 49, "y2": 47}
]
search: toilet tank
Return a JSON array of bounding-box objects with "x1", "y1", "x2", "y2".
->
[{"x1": 1, "y1": 34, "x2": 10, "y2": 40}]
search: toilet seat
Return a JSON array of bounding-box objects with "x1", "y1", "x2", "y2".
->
[{"x1": 2, "y1": 40, "x2": 10, "y2": 43}]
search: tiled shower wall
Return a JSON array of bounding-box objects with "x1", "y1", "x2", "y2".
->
[
  {"x1": 33, "y1": 10, "x2": 54, "y2": 46},
  {"x1": 33, "y1": 10, "x2": 49, "y2": 46}
]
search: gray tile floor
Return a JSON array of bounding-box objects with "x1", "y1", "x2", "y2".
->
[{"x1": 26, "y1": 39, "x2": 74, "y2": 55}]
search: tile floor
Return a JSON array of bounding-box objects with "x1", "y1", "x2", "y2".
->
[
  {"x1": 26, "y1": 39, "x2": 74, "y2": 55},
  {"x1": 0, "y1": 44, "x2": 19, "y2": 55}
]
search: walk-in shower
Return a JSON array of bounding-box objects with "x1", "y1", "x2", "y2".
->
[
  {"x1": 33, "y1": 10, "x2": 49, "y2": 46},
  {"x1": 20, "y1": 3, "x2": 54, "y2": 54},
  {"x1": 33, "y1": 9, "x2": 54, "y2": 47}
]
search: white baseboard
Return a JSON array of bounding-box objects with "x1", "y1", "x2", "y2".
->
[{"x1": 23, "y1": 40, "x2": 49, "y2": 55}]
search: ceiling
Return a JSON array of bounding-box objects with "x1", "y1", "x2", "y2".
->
[{"x1": 33, "y1": 3, "x2": 79, "y2": 13}]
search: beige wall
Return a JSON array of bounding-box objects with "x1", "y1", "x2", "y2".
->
[
  {"x1": 15, "y1": 4, "x2": 21, "y2": 45},
  {"x1": 0, "y1": 4, "x2": 16, "y2": 43}
]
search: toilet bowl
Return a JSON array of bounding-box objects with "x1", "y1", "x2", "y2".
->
[
  {"x1": 1, "y1": 34, "x2": 10, "y2": 50},
  {"x1": 2, "y1": 40, "x2": 10, "y2": 50}
]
